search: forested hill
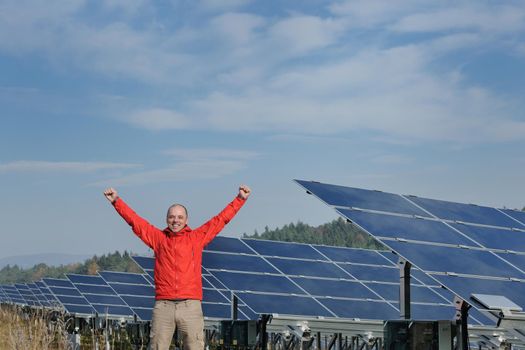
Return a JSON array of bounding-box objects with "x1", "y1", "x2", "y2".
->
[
  {"x1": 0, "y1": 251, "x2": 142, "y2": 284},
  {"x1": 243, "y1": 217, "x2": 384, "y2": 249}
]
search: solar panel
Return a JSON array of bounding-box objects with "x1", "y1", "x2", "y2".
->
[
  {"x1": 27, "y1": 282, "x2": 51, "y2": 307},
  {"x1": 130, "y1": 236, "x2": 481, "y2": 324},
  {"x1": 67, "y1": 273, "x2": 135, "y2": 319},
  {"x1": 42, "y1": 278, "x2": 95, "y2": 316},
  {"x1": 295, "y1": 179, "x2": 525, "y2": 325},
  {"x1": 15, "y1": 283, "x2": 41, "y2": 306},
  {"x1": 97, "y1": 271, "x2": 155, "y2": 322}
]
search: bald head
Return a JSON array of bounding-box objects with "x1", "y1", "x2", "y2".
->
[{"x1": 166, "y1": 204, "x2": 188, "y2": 233}]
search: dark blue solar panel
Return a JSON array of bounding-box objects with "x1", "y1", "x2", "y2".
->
[
  {"x1": 267, "y1": 257, "x2": 349, "y2": 278},
  {"x1": 132, "y1": 256, "x2": 155, "y2": 270},
  {"x1": 43, "y1": 278, "x2": 74, "y2": 288},
  {"x1": 500, "y1": 209, "x2": 525, "y2": 227},
  {"x1": 49, "y1": 286, "x2": 82, "y2": 297},
  {"x1": 385, "y1": 241, "x2": 525, "y2": 279},
  {"x1": 238, "y1": 305, "x2": 258, "y2": 320},
  {"x1": 99, "y1": 271, "x2": 149, "y2": 284},
  {"x1": 292, "y1": 277, "x2": 378, "y2": 299},
  {"x1": 203, "y1": 288, "x2": 230, "y2": 303},
  {"x1": 339, "y1": 264, "x2": 402, "y2": 284},
  {"x1": 202, "y1": 276, "x2": 213, "y2": 289},
  {"x1": 68, "y1": 274, "x2": 106, "y2": 285},
  {"x1": 144, "y1": 274, "x2": 155, "y2": 285},
  {"x1": 84, "y1": 294, "x2": 127, "y2": 306},
  {"x1": 314, "y1": 245, "x2": 393, "y2": 265},
  {"x1": 319, "y1": 298, "x2": 398, "y2": 319},
  {"x1": 211, "y1": 271, "x2": 304, "y2": 294},
  {"x1": 365, "y1": 283, "x2": 449, "y2": 304},
  {"x1": 76, "y1": 284, "x2": 115, "y2": 295},
  {"x1": 132, "y1": 307, "x2": 152, "y2": 321},
  {"x1": 202, "y1": 273, "x2": 228, "y2": 289},
  {"x1": 56, "y1": 295, "x2": 91, "y2": 305},
  {"x1": 432, "y1": 275, "x2": 525, "y2": 312},
  {"x1": 496, "y1": 253, "x2": 525, "y2": 272},
  {"x1": 244, "y1": 239, "x2": 327, "y2": 260},
  {"x1": 121, "y1": 295, "x2": 155, "y2": 308},
  {"x1": 407, "y1": 196, "x2": 520, "y2": 228},
  {"x1": 295, "y1": 180, "x2": 429, "y2": 217},
  {"x1": 409, "y1": 304, "x2": 456, "y2": 320},
  {"x1": 109, "y1": 283, "x2": 154, "y2": 296},
  {"x1": 202, "y1": 303, "x2": 231, "y2": 319},
  {"x1": 236, "y1": 292, "x2": 334, "y2": 317},
  {"x1": 451, "y1": 223, "x2": 525, "y2": 253},
  {"x1": 205, "y1": 236, "x2": 254, "y2": 254},
  {"x1": 203, "y1": 252, "x2": 278, "y2": 274},
  {"x1": 339, "y1": 209, "x2": 476, "y2": 246}
]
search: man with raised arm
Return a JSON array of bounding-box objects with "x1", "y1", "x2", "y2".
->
[{"x1": 103, "y1": 185, "x2": 251, "y2": 350}]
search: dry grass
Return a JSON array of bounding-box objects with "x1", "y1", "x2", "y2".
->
[{"x1": 0, "y1": 306, "x2": 72, "y2": 350}]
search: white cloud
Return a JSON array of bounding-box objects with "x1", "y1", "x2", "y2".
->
[
  {"x1": 267, "y1": 15, "x2": 346, "y2": 55},
  {"x1": 126, "y1": 108, "x2": 193, "y2": 130},
  {"x1": 90, "y1": 160, "x2": 246, "y2": 186},
  {"x1": 0, "y1": 161, "x2": 140, "y2": 173},
  {"x1": 210, "y1": 13, "x2": 265, "y2": 45},
  {"x1": 391, "y1": 5, "x2": 525, "y2": 34},
  {"x1": 198, "y1": 0, "x2": 252, "y2": 12},
  {"x1": 163, "y1": 148, "x2": 259, "y2": 160}
]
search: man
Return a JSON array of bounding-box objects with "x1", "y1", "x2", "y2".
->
[{"x1": 103, "y1": 185, "x2": 251, "y2": 350}]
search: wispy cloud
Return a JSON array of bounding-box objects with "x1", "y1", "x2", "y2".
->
[
  {"x1": 126, "y1": 108, "x2": 193, "y2": 130},
  {"x1": 91, "y1": 147, "x2": 256, "y2": 186},
  {"x1": 90, "y1": 159, "x2": 246, "y2": 187},
  {"x1": 163, "y1": 148, "x2": 259, "y2": 160},
  {"x1": 0, "y1": 161, "x2": 140, "y2": 173}
]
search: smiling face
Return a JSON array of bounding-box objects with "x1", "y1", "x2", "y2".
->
[{"x1": 166, "y1": 204, "x2": 188, "y2": 233}]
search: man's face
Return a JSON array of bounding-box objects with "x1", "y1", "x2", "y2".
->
[{"x1": 166, "y1": 205, "x2": 188, "y2": 233}]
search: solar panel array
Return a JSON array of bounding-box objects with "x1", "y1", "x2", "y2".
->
[
  {"x1": 295, "y1": 179, "x2": 525, "y2": 320},
  {"x1": 1, "y1": 233, "x2": 507, "y2": 326},
  {"x1": 132, "y1": 236, "x2": 493, "y2": 325}
]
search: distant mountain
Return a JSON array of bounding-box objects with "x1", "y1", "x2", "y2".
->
[{"x1": 0, "y1": 253, "x2": 91, "y2": 269}]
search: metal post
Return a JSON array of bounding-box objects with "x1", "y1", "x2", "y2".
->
[
  {"x1": 399, "y1": 258, "x2": 412, "y2": 319},
  {"x1": 454, "y1": 296, "x2": 470, "y2": 350},
  {"x1": 231, "y1": 294, "x2": 238, "y2": 320},
  {"x1": 258, "y1": 314, "x2": 271, "y2": 350}
]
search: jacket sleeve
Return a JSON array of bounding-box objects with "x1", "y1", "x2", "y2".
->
[
  {"x1": 197, "y1": 196, "x2": 247, "y2": 247},
  {"x1": 113, "y1": 198, "x2": 162, "y2": 250}
]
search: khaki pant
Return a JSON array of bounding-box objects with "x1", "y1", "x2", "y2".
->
[{"x1": 150, "y1": 299, "x2": 204, "y2": 350}]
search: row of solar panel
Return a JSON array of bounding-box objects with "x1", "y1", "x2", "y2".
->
[
  {"x1": 294, "y1": 180, "x2": 525, "y2": 320},
  {"x1": 0, "y1": 235, "x2": 499, "y2": 326},
  {"x1": 295, "y1": 180, "x2": 525, "y2": 230},
  {"x1": 134, "y1": 236, "x2": 494, "y2": 326}
]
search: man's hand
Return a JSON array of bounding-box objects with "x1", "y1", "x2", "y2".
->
[
  {"x1": 238, "y1": 185, "x2": 251, "y2": 200},
  {"x1": 104, "y1": 188, "x2": 119, "y2": 204}
]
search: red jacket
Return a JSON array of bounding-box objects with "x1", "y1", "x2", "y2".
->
[{"x1": 113, "y1": 196, "x2": 246, "y2": 300}]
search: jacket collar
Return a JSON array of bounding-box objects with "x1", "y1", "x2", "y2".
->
[{"x1": 163, "y1": 225, "x2": 192, "y2": 237}]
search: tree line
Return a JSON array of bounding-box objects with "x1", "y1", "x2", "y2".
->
[
  {"x1": 243, "y1": 217, "x2": 384, "y2": 249},
  {"x1": 0, "y1": 251, "x2": 142, "y2": 284}
]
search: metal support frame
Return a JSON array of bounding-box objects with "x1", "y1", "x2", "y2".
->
[
  {"x1": 232, "y1": 294, "x2": 238, "y2": 320},
  {"x1": 398, "y1": 258, "x2": 411, "y2": 320},
  {"x1": 258, "y1": 314, "x2": 271, "y2": 350},
  {"x1": 454, "y1": 296, "x2": 470, "y2": 350}
]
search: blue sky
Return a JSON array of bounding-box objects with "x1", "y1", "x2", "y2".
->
[{"x1": 1, "y1": 0, "x2": 524, "y2": 259}]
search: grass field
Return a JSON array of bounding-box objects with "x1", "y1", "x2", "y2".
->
[{"x1": 0, "y1": 305, "x2": 71, "y2": 349}]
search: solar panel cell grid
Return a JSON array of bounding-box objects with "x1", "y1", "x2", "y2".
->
[
  {"x1": 295, "y1": 180, "x2": 430, "y2": 217},
  {"x1": 295, "y1": 179, "x2": 525, "y2": 322},
  {"x1": 338, "y1": 209, "x2": 476, "y2": 246}
]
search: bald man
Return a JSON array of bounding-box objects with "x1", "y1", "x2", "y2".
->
[{"x1": 104, "y1": 185, "x2": 251, "y2": 350}]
